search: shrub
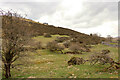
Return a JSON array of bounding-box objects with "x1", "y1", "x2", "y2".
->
[
  {"x1": 55, "y1": 37, "x2": 69, "y2": 43},
  {"x1": 34, "y1": 42, "x2": 41, "y2": 50},
  {"x1": 69, "y1": 44, "x2": 82, "y2": 53},
  {"x1": 89, "y1": 49, "x2": 120, "y2": 71},
  {"x1": 70, "y1": 38, "x2": 78, "y2": 42},
  {"x1": 46, "y1": 41, "x2": 64, "y2": 54},
  {"x1": 89, "y1": 49, "x2": 114, "y2": 65},
  {"x1": 28, "y1": 40, "x2": 42, "y2": 51},
  {"x1": 46, "y1": 41, "x2": 57, "y2": 51},
  {"x1": 43, "y1": 33, "x2": 52, "y2": 37},
  {"x1": 79, "y1": 44, "x2": 91, "y2": 52},
  {"x1": 101, "y1": 49, "x2": 110, "y2": 54},
  {"x1": 63, "y1": 41, "x2": 70, "y2": 48},
  {"x1": 64, "y1": 51, "x2": 82, "y2": 54},
  {"x1": 69, "y1": 44, "x2": 90, "y2": 53},
  {"x1": 68, "y1": 57, "x2": 86, "y2": 66}
]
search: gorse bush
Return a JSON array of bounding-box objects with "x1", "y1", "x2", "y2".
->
[
  {"x1": 69, "y1": 43, "x2": 90, "y2": 53},
  {"x1": 31, "y1": 41, "x2": 41, "y2": 50},
  {"x1": 69, "y1": 44, "x2": 83, "y2": 53},
  {"x1": 46, "y1": 41, "x2": 64, "y2": 54},
  {"x1": 43, "y1": 33, "x2": 52, "y2": 38},
  {"x1": 63, "y1": 41, "x2": 70, "y2": 48},
  {"x1": 55, "y1": 37, "x2": 69, "y2": 43},
  {"x1": 68, "y1": 57, "x2": 86, "y2": 66}
]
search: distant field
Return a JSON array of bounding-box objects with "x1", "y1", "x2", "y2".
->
[{"x1": 7, "y1": 35, "x2": 118, "y2": 78}]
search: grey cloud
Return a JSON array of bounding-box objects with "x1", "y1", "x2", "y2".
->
[
  {"x1": 64, "y1": 2, "x2": 118, "y2": 28},
  {"x1": 1, "y1": 2, "x2": 117, "y2": 27},
  {"x1": 1, "y1": 2, "x2": 60, "y2": 20},
  {"x1": 0, "y1": 1, "x2": 118, "y2": 37}
]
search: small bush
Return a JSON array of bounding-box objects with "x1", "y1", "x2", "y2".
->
[
  {"x1": 69, "y1": 44, "x2": 82, "y2": 53},
  {"x1": 69, "y1": 44, "x2": 90, "y2": 53},
  {"x1": 55, "y1": 37, "x2": 69, "y2": 43},
  {"x1": 89, "y1": 49, "x2": 114, "y2": 65},
  {"x1": 89, "y1": 49, "x2": 120, "y2": 71},
  {"x1": 43, "y1": 33, "x2": 52, "y2": 37},
  {"x1": 68, "y1": 57, "x2": 86, "y2": 66},
  {"x1": 101, "y1": 49, "x2": 110, "y2": 54},
  {"x1": 28, "y1": 41, "x2": 42, "y2": 51},
  {"x1": 63, "y1": 41, "x2": 70, "y2": 48},
  {"x1": 46, "y1": 41, "x2": 57, "y2": 51},
  {"x1": 70, "y1": 38, "x2": 78, "y2": 42},
  {"x1": 46, "y1": 41, "x2": 64, "y2": 54},
  {"x1": 64, "y1": 51, "x2": 82, "y2": 54},
  {"x1": 35, "y1": 42, "x2": 41, "y2": 49}
]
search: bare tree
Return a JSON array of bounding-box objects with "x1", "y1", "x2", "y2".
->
[{"x1": 1, "y1": 10, "x2": 31, "y2": 78}]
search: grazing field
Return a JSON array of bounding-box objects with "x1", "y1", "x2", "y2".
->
[{"x1": 5, "y1": 35, "x2": 118, "y2": 78}]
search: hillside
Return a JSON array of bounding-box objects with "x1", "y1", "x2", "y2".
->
[
  {"x1": 1, "y1": 12, "x2": 119, "y2": 79},
  {"x1": 2, "y1": 15, "x2": 106, "y2": 45},
  {"x1": 22, "y1": 18, "x2": 105, "y2": 45}
]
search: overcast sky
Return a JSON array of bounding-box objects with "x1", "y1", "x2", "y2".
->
[{"x1": 0, "y1": 0, "x2": 118, "y2": 37}]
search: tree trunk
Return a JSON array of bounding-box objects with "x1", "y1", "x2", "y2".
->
[{"x1": 4, "y1": 63, "x2": 11, "y2": 78}]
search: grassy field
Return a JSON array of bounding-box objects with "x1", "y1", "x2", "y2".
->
[{"x1": 3, "y1": 35, "x2": 118, "y2": 78}]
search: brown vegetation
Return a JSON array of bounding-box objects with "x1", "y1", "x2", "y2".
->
[
  {"x1": 17, "y1": 17, "x2": 105, "y2": 45},
  {"x1": 46, "y1": 41, "x2": 64, "y2": 54},
  {"x1": 68, "y1": 57, "x2": 87, "y2": 66},
  {"x1": 43, "y1": 33, "x2": 52, "y2": 38},
  {"x1": 69, "y1": 44, "x2": 90, "y2": 53},
  {"x1": 89, "y1": 49, "x2": 120, "y2": 71}
]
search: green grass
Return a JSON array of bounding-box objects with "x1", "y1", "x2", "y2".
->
[
  {"x1": 9, "y1": 44, "x2": 118, "y2": 78},
  {"x1": 32, "y1": 35, "x2": 69, "y2": 47},
  {"x1": 3, "y1": 35, "x2": 118, "y2": 78},
  {"x1": 109, "y1": 42, "x2": 118, "y2": 45}
]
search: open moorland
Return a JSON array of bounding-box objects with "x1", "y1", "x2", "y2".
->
[
  {"x1": 1, "y1": 11, "x2": 119, "y2": 79},
  {"x1": 8, "y1": 35, "x2": 118, "y2": 78}
]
